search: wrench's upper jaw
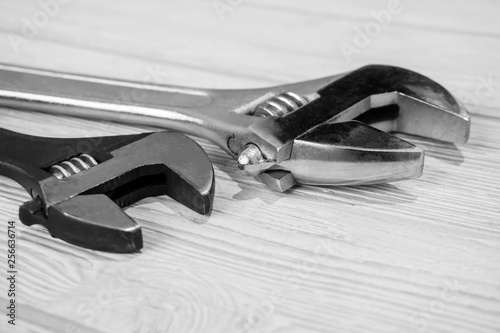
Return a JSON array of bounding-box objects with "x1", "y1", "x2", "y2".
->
[
  {"x1": 281, "y1": 121, "x2": 424, "y2": 186},
  {"x1": 319, "y1": 64, "x2": 471, "y2": 144},
  {"x1": 391, "y1": 91, "x2": 470, "y2": 144}
]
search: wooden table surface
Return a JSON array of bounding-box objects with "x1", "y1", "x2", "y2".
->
[{"x1": 1, "y1": 1, "x2": 499, "y2": 332}]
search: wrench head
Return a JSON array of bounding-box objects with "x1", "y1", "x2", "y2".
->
[
  {"x1": 240, "y1": 65, "x2": 470, "y2": 190},
  {"x1": 21, "y1": 132, "x2": 215, "y2": 252}
]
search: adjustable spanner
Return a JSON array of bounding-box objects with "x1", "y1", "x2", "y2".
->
[
  {"x1": 0, "y1": 64, "x2": 470, "y2": 192},
  {"x1": 0, "y1": 128, "x2": 214, "y2": 252}
]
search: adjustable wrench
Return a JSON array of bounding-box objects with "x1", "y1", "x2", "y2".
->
[
  {"x1": 0, "y1": 128, "x2": 214, "y2": 252},
  {"x1": 0, "y1": 64, "x2": 470, "y2": 191}
]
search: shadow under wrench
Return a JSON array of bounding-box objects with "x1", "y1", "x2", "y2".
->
[
  {"x1": 125, "y1": 196, "x2": 213, "y2": 226},
  {"x1": 298, "y1": 183, "x2": 418, "y2": 207},
  {"x1": 223, "y1": 165, "x2": 417, "y2": 207}
]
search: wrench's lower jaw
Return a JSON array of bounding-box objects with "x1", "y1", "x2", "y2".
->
[
  {"x1": 255, "y1": 149, "x2": 423, "y2": 191},
  {"x1": 282, "y1": 121, "x2": 424, "y2": 187},
  {"x1": 20, "y1": 195, "x2": 143, "y2": 253},
  {"x1": 288, "y1": 154, "x2": 424, "y2": 186},
  {"x1": 51, "y1": 195, "x2": 142, "y2": 253}
]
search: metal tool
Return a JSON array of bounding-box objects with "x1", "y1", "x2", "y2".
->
[
  {"x1": 0, "y1": 128, "x2": 215, "y2": 252},
  {"x1": 0, "y1": 64, "x2": 470, "y2": 191}
]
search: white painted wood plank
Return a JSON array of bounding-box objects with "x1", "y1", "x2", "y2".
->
[{"x1": 0, "y1": 1, "x2": 499, "y2": 332}]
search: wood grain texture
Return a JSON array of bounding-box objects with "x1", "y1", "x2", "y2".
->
[{"x1": 0, "y1": 1, "x2": 499, "y2": 333}]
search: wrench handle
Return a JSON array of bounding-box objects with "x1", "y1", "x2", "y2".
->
[{"x1": 0, "y1": 65, "x2": 259, "y2": 153}]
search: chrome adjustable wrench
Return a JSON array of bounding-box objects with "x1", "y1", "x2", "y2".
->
[
  {"x1": 0, "y1": 128, "x2": 214, "y2": 252},
  {"x1": 0, "y1": 64, "x2": 470, "y2": 191}
]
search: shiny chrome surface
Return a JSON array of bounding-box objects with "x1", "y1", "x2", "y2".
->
[
  {"x1": 282, "y1": 121, "x2": 424, "y2": 186},
  {"x1": 0, "y1": 64, "x2": 470, "y2": 191}
]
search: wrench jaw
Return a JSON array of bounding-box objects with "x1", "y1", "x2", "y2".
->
[
  {"x1": 317, "y1": 65, "x2": 471, "y2": 143},
  {"x1": 393, "y1": 93, "x2": 470, "y2": 144},
  {"x1": 284, "y1": 121, "x2": 424, "y2": 186},
  {"x1": 346, "y1": 94, "x2": 470, "y2": 145}
]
